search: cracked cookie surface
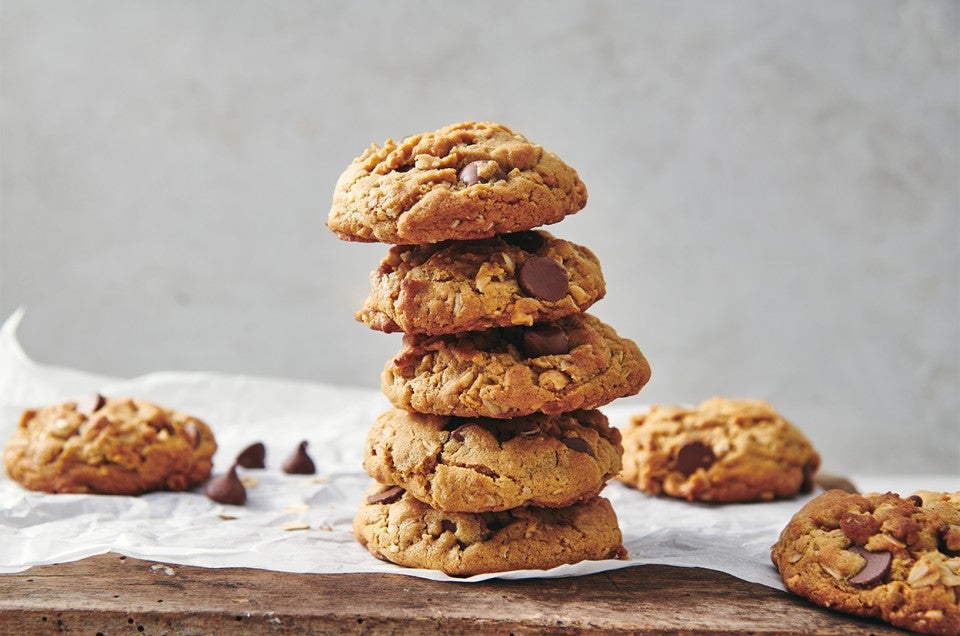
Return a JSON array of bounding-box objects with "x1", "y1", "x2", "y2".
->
[
  {"x1": 771, "y1": 489, "x2": 960, "y2": 635},
  {"x1": 357, "y1": 230, "x2": 605, "y2": 335},
  {"x1": 381, "y1": 313, "x2": 651, "y2": 419},
  {"x1": 618, "y1": 397, "x2": 820, "y2": 502},
  {"x1": 364, "y1": 408, "x2": 622, "y2": 512},
  {"x1": 327, "y1": 121, "x2": 587, "y2": 244},
  {"x1": 4, "y1": 395, "x2": 216, "y2": 495},
  {"x1": 354, "y1": 485, "x2": 626, "y2": 576}
]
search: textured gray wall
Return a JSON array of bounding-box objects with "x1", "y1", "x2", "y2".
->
[{"x1": 1, "y1": 1, "x2": 957, "y2": 474}]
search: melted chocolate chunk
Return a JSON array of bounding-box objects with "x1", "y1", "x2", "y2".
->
[
  {"x1": 282, "y1": 441, "x2": 316, "y2": 475},
  {"x1": 236, "y1": 442, "x2": 266, "y2": 469},
  {"x1": 76, "y1": 393, "x2": 106, "y2": 415},
  {"x1": 907, "y1": 494, "x2": 923, "y2": 507},
  {"x1": 518, "y1": 256, "x2": 569, "y2": 302},
  {"x1": 441, "y1": 519, "x2": 457, "y2": 534},
  {"x1": 522, "y1": 324, "x2": 569, "y2": 357},
  {"x1": 848, "y1": 546, "x2": 892, "y2": 586},
  {"x1": 459, "y1": 160, "x2": 505, "y2": 186},
  {"x1": 367, "y1": 485, "x2": 404, "y2": 505},
  {"x1": 674, "y1": 440, "x2": 716, "y2": 476},
  {"x1": 204, "y1": 465, "x2": 246, "y2": 505},
  {"x1": 501, "y1": 231, "x2": 546, "y2": 254},
  {"x1": 560, "y1": 437, "x2": 594, "y2": 457}
]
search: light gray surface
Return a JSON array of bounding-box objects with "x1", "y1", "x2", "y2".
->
[{"x1": 1, "y1": 1, "x2": 957, "y2": 475}]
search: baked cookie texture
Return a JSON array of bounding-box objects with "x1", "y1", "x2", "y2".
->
[
  {"x1": 382, "y1": 313, "x2": 651, "y2": 419},
  {"x1": 354, "y1": 484, "x2": 626, "y2": 576},
  {"x1": 771, "y1": 489, "x2": 960, "y2": 635},
  {"x1": 364, "y1": 408, "x2": 622, "y2": 512},
  {"x1": 618, "y1": 397, "x2": 820, "y2": 502},
  {"x1": 327, "y1": 121, "x2": 587, "y2": 244},
  {"x1": 357, "y1": 230, "x2": 605, "y2": 335},
  {"x1": 4, "y1": 396, "x2": 216, "y2": 495}
]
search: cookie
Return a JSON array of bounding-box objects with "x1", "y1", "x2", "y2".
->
[
  {"x1": 4, "y1": 394, "x2": 217, "y2": 495},
  {"x1": 618, "y1": 397, "x2": 820, "y2": 502},
  {"x1": 354, "y1": 484, "x2": 627, "y2": 576},
  {"x1": 381, "y1": 313, "x2": 651, "y2": 419},
  {"x1": 356, "y1": 230, "x2": 605, "y2": 335},
  {"x1": 327, "y1": 121, "x2": 588, "y2": 244},
  {"x1": 364, "y1": 408, "x2": 622, "y2": 512},
  {"x1": 771, "y1": 489, "x2": 960, "y2": 635}
]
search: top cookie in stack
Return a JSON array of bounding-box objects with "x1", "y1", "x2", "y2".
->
[{"x1": 328, "y1": 121, "x2": 651, "y2": 576}]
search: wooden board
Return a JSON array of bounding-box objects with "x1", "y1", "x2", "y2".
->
[{"x1": 0, "y1": 553, "x2": 904, "y2": 634}]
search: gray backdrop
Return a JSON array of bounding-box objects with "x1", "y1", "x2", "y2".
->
[{"x1": 2, "y1": 1, "x2": 958, "y2": 475}]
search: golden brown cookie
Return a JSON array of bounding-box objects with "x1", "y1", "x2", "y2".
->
[
  {"x1": 327, "y1": 121, "x2": 587, "y2": 244},
  {"x1": 364, "y1": 408, "x2": 622, "y2": 512},
  {"x1": 357, "y1": 230, "x2": 605, "y2": 335},
  {"x1": 771, "y1": 489, "x2": 960, "y2": 635},
  {"x1": 618, "y1": 397, "x2": 820, "y2": 502},
  {"x1": 381, "y1": 313, "x2": 651, "y2": 419},
  {"x1": 354, "y1": 484, "x2": 627, "y2": 576},
  {"x1": 4, "y1": 394, "x2": 216, "y2": 495}
]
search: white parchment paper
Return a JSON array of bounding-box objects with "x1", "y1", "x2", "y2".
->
[{"x1": 1, "y1": 309, "x2": 953, "y2": 585}]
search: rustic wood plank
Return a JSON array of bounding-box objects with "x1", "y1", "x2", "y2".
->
[{"x1": 0, "y1": 553, "x2": 903, "y2": 634}]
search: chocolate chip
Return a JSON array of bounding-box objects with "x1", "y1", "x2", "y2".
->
[
  {"x1": 282, "y1": 441, "x2": 316, "y2": 475},
  {"x1": 518, "y1": 256, "x2": 569, "y2": 302},
  {"x1": 938, "y1": 526, "x2": 960, "y2": 557},
  {"x1": 236, "y1": 442, "x2": 265, "y2": 469},
  {"x1": 848, "y1": 546, "x2": 892, "y2": 586},
  {"x1": 800, "y1": 460, "x2": 817, "y2": 493},
  {"x1": 561, "y1": 437, "x2": 594, "y2": 457},
  {"x1": 907, "y1": 494, "x2": 923, "y2": 507},
  {"x1": 76, "y1": 393, "x2": 106, "y2": 415},
  {"x1": 441, "y1": 519, "x2": 457, "y2": 534},
  {"x1": 204, "y1": 465, "x2": 246, "y2": 505},
  {"x1": 181, "y1": 421, "x2": 200, "y2": 448},
  {"x1": 459, "y1": 160, "x2": 505, "y2": 186},
  {"x1": 501, "y1": 231, "x2": 546, "y2": 254},
  {"x1": 674, "y1": 440, "x2": 716, "y2": 476},
  {"x1": 480, "y1": 516, "x2": 509, "y2": 540},
  {"x1": 367, "y1": 485, "x2": 404, "y2": 505},
  {"x1": 522, "y1": 324, "x2": 569, "y2": 357},
  {"x1": 450, "y1": 425, "x2": 470, "y2": 443}
]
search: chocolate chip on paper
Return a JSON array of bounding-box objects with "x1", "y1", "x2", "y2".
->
[
  {"x1": 282, "y1": 440, "x2": 316, "y2": 475},
  {"x1": 204, "y1": 464, "x2": 247, "y2": 506},
  {"x1": 236, "y1": 442, "x2": 266, "y2": 469}
]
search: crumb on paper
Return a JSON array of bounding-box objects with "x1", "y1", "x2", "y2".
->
[
  {"x1": 282, "y1": 503, "x2": 310, "y2": 513},
  {"x1": 239, "y1": 476, "x2": 259, "y2": 488},
  {"x1": 310, "y1": 476, "x2": 330, "y2": 484},
  {"x1": 280, "y1": 521, "x2": 310, "y2": 531},
  {"x1": 218, "y1": 513, "x2": 239, "y2": 520}
]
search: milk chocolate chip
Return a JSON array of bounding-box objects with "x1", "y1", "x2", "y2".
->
[
  {"x1": 675, "y1": 440, "x2": 715, "y2": 476},
  {"x1": 282, "y1": 441, "x2": 316, "y2": 475},
  {"x1": 848, "y1": 546, "x2": 892, "y2": 586},
  {"x1": 501, "y1": 230, "x2": 546, "y2": 254},
  {"x1": 459, "y1": 160, "x2": 505, "y2": 186},
  {"x1": 204, "y1": 464, "x2": 246, "y2": 505},
  {"x1": 518, "y1": 256, "x2": 569, "y2": 302},
  {"x1": 236, "y1": 442, "x2": 266, "y2": 469},
  {"x1": 367, "y1": 485, "x2": 404, "y2": 505},
  {"x1": 522, "y1": 324, "x2": 569, "y2": 357}
]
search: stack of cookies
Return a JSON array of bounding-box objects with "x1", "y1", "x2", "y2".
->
[{"x1": 328, "y1": 121, "x2": 651, "y2": 576}]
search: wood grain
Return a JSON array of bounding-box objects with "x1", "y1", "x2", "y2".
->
[{"x1": 0, "y1": 553, "x2": 904, "y2": 634}]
